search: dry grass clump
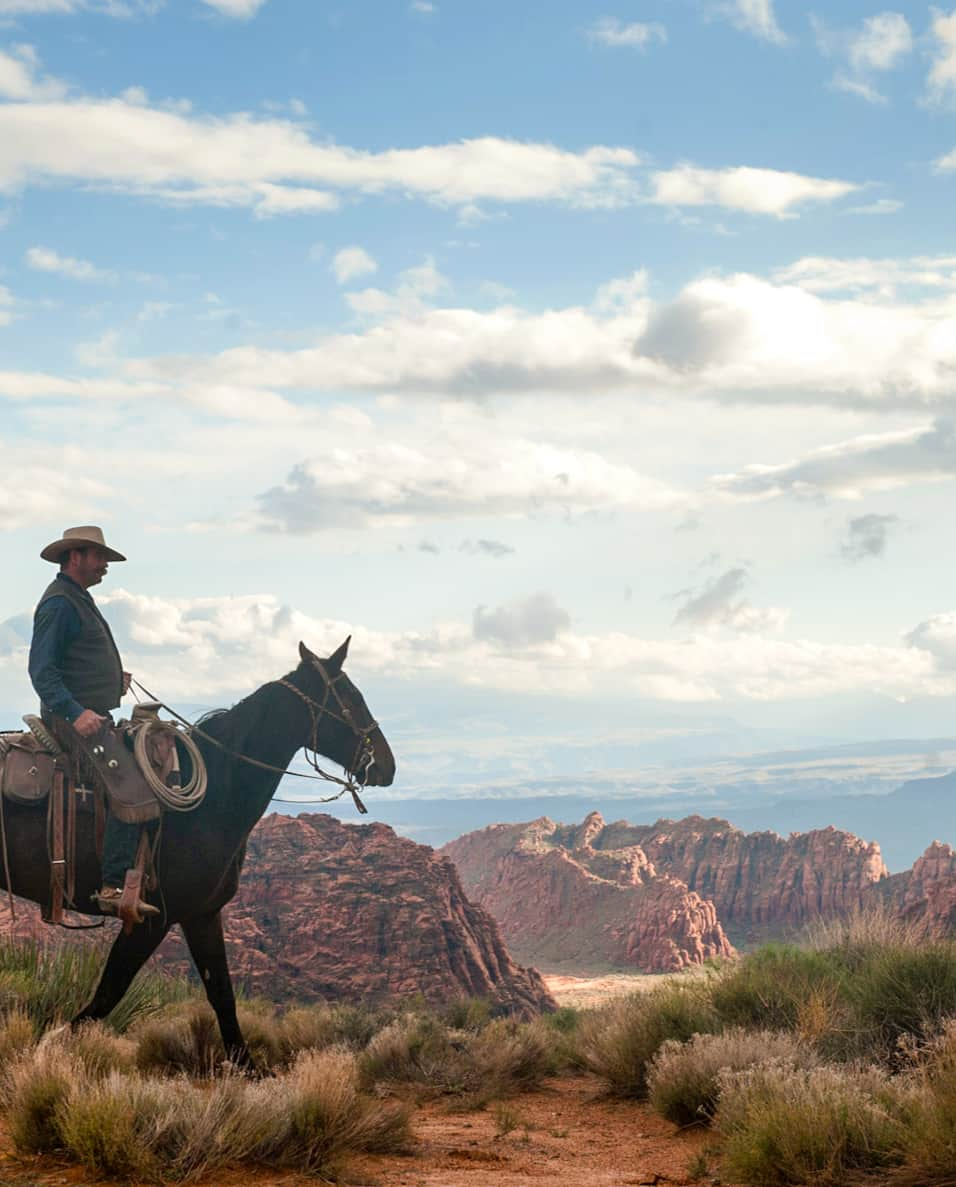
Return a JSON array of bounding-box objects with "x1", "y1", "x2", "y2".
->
[
  {"x1": 1, "y1": 1042, "x2": 80, "y2": 1152},
  {"x1": 0, "y1": 1008, "x2": 36, "y2": 1067},
  {"x1": 575, "y1": 983, "x2": 719, "y2": 1098},
  {"x1": 715, "y1": 1060, "x2": 905, "y2": 1186},
  {"x1": 879, "y1": 1020, "x2": 956, "y2": 1186},
  {"x1": 2, "y1": 1038, "x2": 409, "y2": 1181},
  {"x1": 277, "y1": 1001, "x2": 390, "y2": 1059},
  {"x1": 133, "y1": 1004, "x2": 224, "y2": 1075},
  {"x1": 647, "y1": 1028, "x2": 813, "y2": 1127},
  {"x1": 67, "y1": 1021, "x2": 137, "y2": 1078},
  {"x1": 359, "y1": 1013, "x2": 551, "y2": 1105}
]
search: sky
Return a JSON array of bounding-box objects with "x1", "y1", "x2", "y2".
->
[{"x1": 3, "y1": 0, "x2": 956, "y2": 804}]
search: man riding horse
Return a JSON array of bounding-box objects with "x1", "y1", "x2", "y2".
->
[{"x1": 28, "y1": 525, "x2": 154, "y2": 919}]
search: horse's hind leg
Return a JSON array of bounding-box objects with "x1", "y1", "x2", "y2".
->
[
  {"x1": 71, "y1": 921, "x2": 170, "y2": 1027},
  {"x1": 180, "y1": 910, "x2": 255, "y2": 1072}
]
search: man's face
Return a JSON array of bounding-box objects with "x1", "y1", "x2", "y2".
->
[{"x1": 69, "y1": 546, "x2": 110, "y2": 588}]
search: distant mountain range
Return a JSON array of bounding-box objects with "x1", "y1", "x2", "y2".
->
[{"x1": 307, "y1": 739, "x2": 956, "y2": 872}]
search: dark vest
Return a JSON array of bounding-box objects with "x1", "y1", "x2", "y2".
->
[{"x1": 37, "y1": 577, "x2": 124, "y2": 714}]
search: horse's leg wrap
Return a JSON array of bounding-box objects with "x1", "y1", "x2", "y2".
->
[{"x1": 181, "y1": 911, "x2": 255, "y2": 1072}]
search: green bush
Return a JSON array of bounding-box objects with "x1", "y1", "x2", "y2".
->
[
  {"x1": 716, "y1": 1060, "x2": 905, "y2": 1186},
  {"x1": 708, "y1": 945, "x2": 846, "y2": 1034},
  {"x1": 647, "y1": 1029, "x2": 813, "y2": 1127},
  {"x1": 841, "y1": 944, "x2": 956, "y2": 1065},
  {"x1": 576, "y1": 983, "x2": 720, "y2": 1098}
]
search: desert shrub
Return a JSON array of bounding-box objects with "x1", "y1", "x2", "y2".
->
[
  {"x1": 0, "y1": 1008, "x2": 36, "y2": 1066},
  {"x1": 241, "y1": 1048, "x2": 411, "y2": 1175},
  {"x1": 716, "y1": 1060, "x2": 905, "y2": 1186},
  {"x1": 467, "y1": 1018, "x2": 552, "y2": 1104},
  {"x1": 708, "y1": 945, "x2": 845, "y2": 1034},
  {"x1": 2, "y1": 1043, "x2": 80, "y2": 1153},
  {"x1": 133, "y1": 1003, "x2": 222, "y2": 1075},
  {"x1": 441, "y1": 996, "x2": 494, "y2": 1032},
  {"x1": 58, "y1": 1071, "x2": 171, "y2": 1181},
  {"x1": 576, "y1": 983, "x2": 720, "y2": 1098},
  {"x1": 65, "y1": 1021, "x2": 137, "y2": 1078},
  {"x1": 878, "y1": 1020, "x2": 956, "y2": 1186},
  {"x1": 647, "y1": 1028, "x2": 813, "y2": 1127},
  {"x1": 839, "y1": 943, "x2": 956, "y2": 1064},
  {"x1": 277, "y1": 1001, "x2": 391, "y2": 1061},
  {"x1": 359, "y1": 1013, "x2": 550, "y2": 1104}
]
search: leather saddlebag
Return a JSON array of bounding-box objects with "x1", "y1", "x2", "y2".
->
[{"x1": 0, "y1": 740, "x2": 55, "y2": 806}]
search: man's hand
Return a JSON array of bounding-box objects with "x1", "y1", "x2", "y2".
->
[
  {"x1": 122, "y1": 671, "x2": 132, "y2": 695},
  {"x1": 72, "y1": 709, "x2": 108, "y2": 738}
]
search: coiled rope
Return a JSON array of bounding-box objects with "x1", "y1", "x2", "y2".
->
[{"x1": 128, "y1": 717, "x2": 207, "y2": 812}]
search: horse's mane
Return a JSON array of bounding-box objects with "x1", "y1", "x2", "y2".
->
[{"x1": 194, "y1": 679, "x2": 281, "y2": 749}]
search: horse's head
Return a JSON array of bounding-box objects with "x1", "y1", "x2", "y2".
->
[{"x1": 295, "y1": 638, "x2": 396, "y2": 787}]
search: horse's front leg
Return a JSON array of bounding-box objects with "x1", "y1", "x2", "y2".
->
[
  {"x1": 180, "y1": 910, "x2": 255, "y2": 1072},
  {"x1": 72, "y1": 920, "x2": 170, "y2": 1026}
]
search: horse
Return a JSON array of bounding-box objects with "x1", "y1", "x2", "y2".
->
[{"x1": 0, "y1": 638, "x2": 395, "y2": 1069}]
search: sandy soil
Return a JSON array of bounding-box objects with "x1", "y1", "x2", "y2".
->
[
  {"x1": 544, "y1": 969, "x2": 709, "y2": 1009},
  {"x1": 0, "y1": 1074, "x2": 729, "y2": 1187}
]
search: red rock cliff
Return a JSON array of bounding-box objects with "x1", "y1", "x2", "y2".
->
[
  {"x1": 441, "y1": 815, "x2": 734, "y2": 973},
  {"x1": 441, "y1": 812, "x2": 888, "y2": 969}
]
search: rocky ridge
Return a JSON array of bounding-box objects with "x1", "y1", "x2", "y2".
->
[{"x1": 440, "y1": 812, "x2": 889, "y2": 971}]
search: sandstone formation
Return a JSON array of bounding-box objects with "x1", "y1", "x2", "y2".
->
[
  {"x1": 877, "y1": 840, "x2": 956, "y2": 937},
  {"x1": 441, "y1": 812, "x2": 889, "y2": 970},
  {"x1": 0, "y1": 812, "x2": 555, "y2": 1017},
  {"x1": 441, "y1": 815, "x2": 735, "y2": 972},
  {"x1": 589, "y1": 814, "x2": 888, "y2": 929}
]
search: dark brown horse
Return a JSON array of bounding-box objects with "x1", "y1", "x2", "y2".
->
[{"x1": 0, "y1": 638, "x2": 395, "y2": 1068}]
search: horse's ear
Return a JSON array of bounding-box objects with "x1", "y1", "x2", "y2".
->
[
  {"x1": 298, "y1": 641, "x2": 317, "y2": 665},
  {"x1": 326, "y1": 636, "x2": 351, "y2": 673}
]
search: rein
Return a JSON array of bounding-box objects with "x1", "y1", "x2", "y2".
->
[{"x1": 130, "y1": 668, "x2": 377, "y2": 814}]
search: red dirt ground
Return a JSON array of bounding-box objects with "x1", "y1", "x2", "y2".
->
[{"x1": 0, "y1": 1074, "x2": 729, "y2": 1187}]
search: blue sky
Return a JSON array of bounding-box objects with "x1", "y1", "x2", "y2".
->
[{"x1": 3, "y1": 0, "x2": 956, "y2": 800}]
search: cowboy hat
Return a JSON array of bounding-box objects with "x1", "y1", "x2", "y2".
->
[{"x1": 40, "y1": 525, "x2": 126, "y2": 564}]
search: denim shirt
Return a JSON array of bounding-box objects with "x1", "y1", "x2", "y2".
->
[{"x1": 28, "y1": 574, "x2": 86, "y2": 721}]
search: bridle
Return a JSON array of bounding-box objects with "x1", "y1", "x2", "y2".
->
[
  {"x1": 272, "y1": 658, "x2": 380, "y2": 812},
  {"x1": 131, "y1": 662, "x2": 382, "y2": 814}
]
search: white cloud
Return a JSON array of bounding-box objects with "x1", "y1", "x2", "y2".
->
[
  {"x1": 718, "y1": 0, "x2": 786, "y2": 45},
  {"x1": 713, "y1": 419, "x2": 956, "y2": 501},
  {"x1": 25, "y1": 245, "x2": 117, "y2": 283},
  {"x1": 200, "y1": 0, "x2": 268, "y2": 17},
  {"x1": 253, "y1": 432, "x2": 686, "y2": 532},
  {"x1": 346, "y1": 257, "x2": 447, "y2": 316},
  {"x1": 473, "y1": 593, "x2": 571, "y2": 646},
  {"x1": 332, "y1": 246, "x2": 377, "y2": 285},
  {"x1": 0, "y1": 587, "x2": 942, "y2": 706},
  {"x1": 774, "y1": 254, "x2": 956, "y2": 296},
  {"x1": 587, "y1": 18, "x2": 667, "y2": 49},
  {"x1": 0, "y1": 285, "x2": 12, "y2": 327},
  {"x1": 848, "y1": 11, "x2": 912, "y2": 72},
  {"x1": 0, "y1": 47, "x2": 66, "y2": 101},
  {"x1": 672, "y1": 566, "x2": 788, "y2": 633},
  {"x1": 0, "y1": 88, "x2": 641, "y2": 213},
  {"x1": 410, "y1": 1, "x2": 435, "y2": 13},
  {"x1": 928, "y1": 7, "x2": 956, "y2": 104},
  {"x1": 815, "y1": 12, "x2": 912, "y2": 104},
  {"x1": 650, "y1": 165, "x2": 856, "y2": 217},
  {"x1": 0, "y1": 447, "x2": 111, "y2": 529}
]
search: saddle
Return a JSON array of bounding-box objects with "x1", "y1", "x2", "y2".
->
[{"x1": 0, "y1": 709, "x2": 182, "y2": 930}]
